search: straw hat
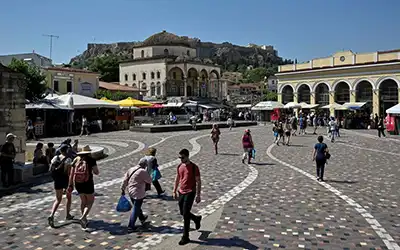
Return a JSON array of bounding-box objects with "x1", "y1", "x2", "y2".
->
[{"x1": 77, "y1": 145, "x2": 92, "y2": 155}]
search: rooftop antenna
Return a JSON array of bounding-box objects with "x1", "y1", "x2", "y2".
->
[{"x1": 42, "y1": 34, "x2": 59, "y2": 60}]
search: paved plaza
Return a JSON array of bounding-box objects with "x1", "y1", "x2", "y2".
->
[{"x1": 0, "y1": 126, "x2": 399, "y2": 250}]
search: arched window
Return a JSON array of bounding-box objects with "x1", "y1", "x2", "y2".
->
[
  {"x1": 141, "y1": 83, "x2": 147, "y2": 92},
  {"x1": 187, "y1": 50, "x2": 190, "y2": 56},
  {"x1": 141, "y1": 50, "x2": 145, "y2": 58},
  {"x1": 156, "y1": 82, "x2": 161, "y2": 95},
  {"x1": 142, "y1": 72, "x2": 146, "y2": 80},
  {"x1": 164, "y1": 49, "x2": 169, "y2": 56},
  {"x1": 151, "y1": 72, "x2": 155, "y2": 79},
  {"x1": 173, "y1": 72, "x2": 177, "y2": 79},
  {"x1": 133, "y1": 74, "x2": 136, "y2": 81},
  {"x1": 157, "y1": 71, "x2": 161, "y2": 79},
  {"x1": 124, "y1": 74, "x2": 128, "y2": 81},
  {"x1": 150, "y1": 82, "x2": 156, "y2": 96}
]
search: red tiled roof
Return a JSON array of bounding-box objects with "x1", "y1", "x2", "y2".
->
[
  {"x1": 45, "y1": 67, "x2": 99, "y2": 75},
  {"x1": 99, "y1": 81, "x2": 141, "y2": 92}
]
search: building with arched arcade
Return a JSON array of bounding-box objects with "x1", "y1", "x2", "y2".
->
[
  {"x1": 276, "y1": 50, "x2": 400, "y2": 116},
  {"x1": 119, "y1": 31, "x2": 221, "y2": 100}
]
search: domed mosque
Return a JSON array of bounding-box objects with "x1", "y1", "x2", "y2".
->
[{"x1": 119, "y1": 31, "x2": 221, "y2": 105}]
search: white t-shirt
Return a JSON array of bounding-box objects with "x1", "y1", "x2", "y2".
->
[{"x1": 329, "y1": 120, "x2": 336, "y2": 130}]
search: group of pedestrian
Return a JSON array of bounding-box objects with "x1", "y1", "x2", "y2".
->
[
  {"x1": 48, "y1": 144, "x2": 99, "y2": 229},
  {"x1": 120, "y1": 148, "x2": 201, "y2": 245}
]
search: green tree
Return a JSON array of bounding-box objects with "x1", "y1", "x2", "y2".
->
[
  {"x1": 8, "y1": 58, "x2": 46, "y2": 101},
  {"x1": 94, "y1": 89, "x2": 133, "y2": 101},
  {"x1": 88, "y1": 54, "x2": 129, "y2": 82},
  {"x1": 264, "y1": 91, "x2": 278, "y2": 101}
]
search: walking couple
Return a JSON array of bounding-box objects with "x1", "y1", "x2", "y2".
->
[
  {"x1": 48, "y1": 145, "x2": 99, "y2": 229},
  {"x1": 121, "y1": 148, "x2": 202, "y2": 245}
]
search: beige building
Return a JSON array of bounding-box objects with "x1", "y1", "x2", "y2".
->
[
  {"x1": 119, "y1": 31, "x2": 221, "y2": 100},
  {"x1": 0, "y1": 64, "x2": 26, "y2": 163},
  {"x1": 276, "y1": 50, "x2": 400, "y2": 115},
  {"x1": 43, "y1": 67, "x2": 100, "y2": 97}
]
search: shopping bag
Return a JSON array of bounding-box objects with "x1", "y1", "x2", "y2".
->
[
  {"x1": 116, "y1": 195, "x2": 132, "y2": 212},
  {"x1": 152, "y1": 168, "x2": 162, "y2": 181},
  {"x1": 251, "y1": 149, "x2": 256, "y2": 159}
]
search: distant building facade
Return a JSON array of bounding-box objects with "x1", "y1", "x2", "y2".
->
[
  {"x1": 43, "y1": 67, "x2": 100, "y2": 97},
  {"x1": 267, "y1": 75, "x2": 278, "y2": 92},
  {"x1": 0, "y1": 53, "x2": 52, "y2": 67},
  {"x1": 119, "y1": 31, "x2": 221, "y2": 100},
  {"x1": 276, "y1": 49, "x2": 400, "y2": 115},
  {"x1": 0, "y1": 64, "x2": 26, "y2": 164}
]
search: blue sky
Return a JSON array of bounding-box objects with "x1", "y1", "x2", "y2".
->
[{"x1": 1, "y1": 0, "x2": 399, "y2": 64}]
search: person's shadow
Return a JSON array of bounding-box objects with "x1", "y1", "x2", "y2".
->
[{"x1": 191, "y1": 234, "x2": 258, "y2": 249}]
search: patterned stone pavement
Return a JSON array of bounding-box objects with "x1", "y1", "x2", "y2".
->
[{"x1": 0, "y1": 127, "x2": 399, "y2": 250}]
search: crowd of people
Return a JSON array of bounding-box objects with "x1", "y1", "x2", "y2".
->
[{"x1": 0, "y1": 113, "x2": 388, "y2": 246}]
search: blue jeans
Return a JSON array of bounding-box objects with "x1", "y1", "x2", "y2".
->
[{"x1": 129, "y1": 198, "x2": 145, "y2": 228}]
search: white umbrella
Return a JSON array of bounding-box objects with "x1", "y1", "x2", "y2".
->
[
  {"x1": 322, "y1": 103, "x2": 348, "y2": 110},
  {"x1": 284, "y1": 102, "x2": 302, "y2": 109}
]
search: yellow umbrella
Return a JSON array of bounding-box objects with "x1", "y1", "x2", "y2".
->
[
  {"x1": 115, "y1": 97, "x2": 152, "y2": 107},
  {"x1": 100, "y1": 97, "x2": 115, "y2": 103}
]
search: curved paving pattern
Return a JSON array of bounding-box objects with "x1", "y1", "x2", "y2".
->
[{"x1": 0, "y1": 127, "x2": 399, "y2": 250}]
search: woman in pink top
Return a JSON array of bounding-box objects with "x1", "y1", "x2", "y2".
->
[
  {"x1": 241, "y1": 129, "x2": 254, "y2": 164},
  {"x1": 121, "y1": 158, "x2": 152, "y2": 231}
]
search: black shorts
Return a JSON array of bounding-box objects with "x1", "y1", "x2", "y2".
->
[
  {"x1": 285, "y1": 131, "x2": 291, "y2": 137},
  {"x1": 53, "y1": 176, "x2": 69, "y2": 190},
  {"x1": 75, "y1": 180, "x2": 95, "y2": 195}
]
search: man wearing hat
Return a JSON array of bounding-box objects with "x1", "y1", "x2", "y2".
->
[{"x1": 0, "y1": 133, "x2": 17, "y2": 187}]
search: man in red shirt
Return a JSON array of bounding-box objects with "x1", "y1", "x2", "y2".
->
[{"x1": 173, "y1": 148, "x2": 202, "y2": 245}]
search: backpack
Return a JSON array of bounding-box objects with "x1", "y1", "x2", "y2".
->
[
  {"x1": 74, "y1": 157, "x2": 90, "y2": 183},
  {"x1": 50, "y1": 155, "x2": 68, "y2": 175}
]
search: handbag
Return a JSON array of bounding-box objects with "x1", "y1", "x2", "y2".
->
[
  {"x1": 251, "y1": 149, "x2": 256, "y2": 159},
  {"x1": 116, "y1": 195, "x2": 132, "y2": 212},
  {"x1": 152, "y1": 168, "x2": 162, "y2": 181},
  {"x1": 325, "y1": 152, "x2": 331, "y2": 160}
]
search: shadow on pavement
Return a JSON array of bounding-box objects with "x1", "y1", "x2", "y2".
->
[
  {"x1": 191, "y1": 235, "x2": 258, "y2": 249},
  {"x1": 218, "y1": 153, "x2": 240, "y2": 156},
  {"x1": 325, "y1": 180, "x2": 358, "y2": 184},
  {"x1": 51, "y1": 220, "x2": 77, "y2": 229},
  {"x1": 250, "y1": 162, "x2": 275, "y2": 166},
  {"x1": 84, "y1": 220, "x2": 183, "y2": 236},
  {"x1": 0, "y1": 175, "x2": 54, "y2": 198},
  {"x1": 288, "y1": 144, "x2": 306, "y2": 147}
]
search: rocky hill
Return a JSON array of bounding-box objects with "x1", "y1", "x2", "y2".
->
[{"x1": 69, "y1": 31, "x2": 288, "y2": 71}]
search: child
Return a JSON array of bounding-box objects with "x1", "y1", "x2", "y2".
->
[{"x1": 46, "y1": 143, "x2": 56, "y2": 165}]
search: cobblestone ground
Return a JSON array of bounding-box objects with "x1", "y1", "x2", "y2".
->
[{"x1": 0, "y1": 127, "x2": 399, "y2": 250}]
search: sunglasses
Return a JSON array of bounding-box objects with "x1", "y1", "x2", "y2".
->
[{"x1": 178, "y1": 156, "x2": 187, "y2": 159}]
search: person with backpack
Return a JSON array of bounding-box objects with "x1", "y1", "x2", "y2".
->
[
  {"x1": 69, "y1": 145, "x2": 99, "y2": 229},
  {"x1": 312, "y1": 136, "x2": 330, "y2": 182},
  {"x1": 121, "y1": 157, "x2": 152, "y2": 231},
  {"x1": 48, "y1": 145, "x2": 74, "y2": 227},
  {"x1": 172, "y1": 149, "x2": 202, "y2": 245}
]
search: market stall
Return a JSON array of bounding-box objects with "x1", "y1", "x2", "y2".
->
[
  {"x1": 251, "y1": 101, "x2": 284, "y2": 122},
  {"x1": 45, "y1": 93, "x2": 119, "y2": 133},
  {"x1": 385, "y1": 104, "x2": 400, "y2": 135}
]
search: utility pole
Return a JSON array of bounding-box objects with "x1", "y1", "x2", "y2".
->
[{"x1": 42, "y1": 34, "x2": 59, "y2": 60}]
